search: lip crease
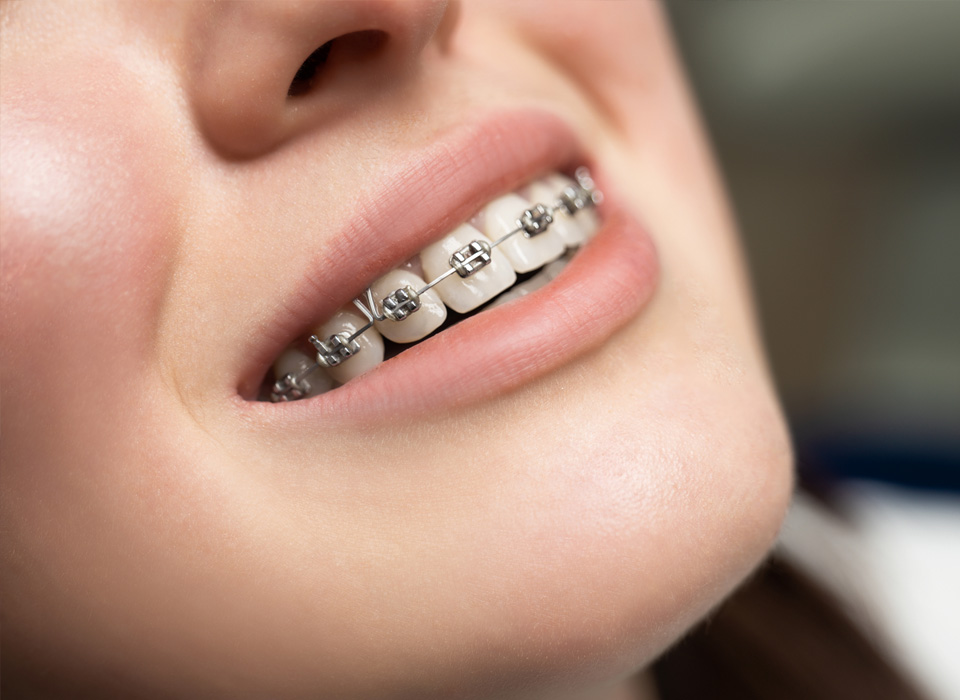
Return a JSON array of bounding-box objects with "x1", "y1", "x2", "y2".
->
[{"x1": 235, "y1": 109, "x2": 659, "y2": 425}]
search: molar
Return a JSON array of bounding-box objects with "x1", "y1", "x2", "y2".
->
[
  {"x1": 371, "y1": 269, "x2": 447, "y2": 343},
  {"x1": 421, "y1": 223, "x2": 516, "y2": 313}
]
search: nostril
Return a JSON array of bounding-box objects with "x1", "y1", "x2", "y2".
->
[
  {"x1": 288, "y1": 41, "x2": 333, "y2": 97},
  {"x1": 287, "y1": 31, "x2": 390, "y2": 98}
]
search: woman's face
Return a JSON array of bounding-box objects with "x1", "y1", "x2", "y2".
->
[{"x1": 0, "y1": 1, "x2": 792, "y2": 697}]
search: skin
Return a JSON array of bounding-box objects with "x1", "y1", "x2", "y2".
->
[{"x1": 0, "y1": 2, "x2": 793, "y2": 698}]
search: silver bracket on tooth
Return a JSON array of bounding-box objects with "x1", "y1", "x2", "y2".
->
[
  {"x1": 557, "y1": 166, "x2": 602, "y2": 215},
  {"x1": 310, "y1": 332, "x2": 361, "y2": 368},
  {"x1": 558, "y1": 186, "x2": 589, "y2": 215},
  {"x1": 450, "y1": 239, "x2": 493, "y2": 277},
  {"x1": 575, "y1": 166, "x2": 603, "y2": 206},
  {"x1": 518, "y1": 204, "x2": 554, "y2": 238},
  {"x1": 271, "y1": 372, "x2": 312, "y2": 401},
  {"x1": 381, "y1": 285, "x2": 421, "y2": 321}
]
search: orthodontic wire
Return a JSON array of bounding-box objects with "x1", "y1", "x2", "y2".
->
[{"x1": 270, "y1": 167, "x2": 602, "y2": 402}]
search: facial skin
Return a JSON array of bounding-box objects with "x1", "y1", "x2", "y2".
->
[{"x1": 0, "y1": 2, "x2": 792, "y2": 698}]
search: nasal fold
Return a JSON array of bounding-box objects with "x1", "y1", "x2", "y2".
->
[{"x1": 191, "y1": 0, "x2": 455, "y2": 159}]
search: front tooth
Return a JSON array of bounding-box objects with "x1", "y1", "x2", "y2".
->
[
  {"x1": 421, "y1": 223, "x2": 516, "y2": 313},
  {"x1": 548, "y1": 173, "x2": 601, "y2": 238},
  {"x1": 273, "y1": 347, "x2": 334, "y2": 397},
  {"x1": 371, "y1": 269, "x2": 446, "y2": 343},
  {"x1": 397, "y1": 255, "x2": 424, "y2": 279},
  {"x1": 482, "y1": 193, "x2": 565, "y2": 274},
  {"x1": 526, "y1": 177, "x2": 586, "y2": 248},
  {"x1": 487, "y1": 265, "x2": 554, "y2": 309},
  {"x1": 487, "y1": 286, "x2": 524, "y2": 309},
  {"x1": 312, "y1": 309, "x2": 384, "y2": 384}
]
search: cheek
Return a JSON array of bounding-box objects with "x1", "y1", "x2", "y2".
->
[
  {"x1": 0, "y1": 53, "x2": 184, "y2": 618},
  {"x1": 0, "y1": 55, "x2": 180, "y2": 402}
]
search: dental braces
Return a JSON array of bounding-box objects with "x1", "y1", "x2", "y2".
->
[{"x1": 270, "y1": 167, "x2": 602, "y2": 402}]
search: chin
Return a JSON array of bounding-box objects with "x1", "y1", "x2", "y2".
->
[{"x1": 402, "y1": 362, "x2": 795, "y2": 698}]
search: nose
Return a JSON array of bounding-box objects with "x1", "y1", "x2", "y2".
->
[{"x1": 190, "y1": 0, "x2": 455, "y2": 158}]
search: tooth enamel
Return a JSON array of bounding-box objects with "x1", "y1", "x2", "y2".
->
[
  {"x1": 481, "y1": 193, "x2": 565, "y2": 274},
  {"x1": 397, "y1": 255, "x2": 425, "y2": 279},
  {"x1": 548, "y1": 174, "x2": 600, "y2": 238},
  {"x1": 488, "y1": 264, "x2": 554, "y2": 308},
  {"x1": 542, "y1": 254, "x2": 572, "y2": 281},
  {"x1": 487, "y1": 287, "x2": 523, "y2": 308},
  {"x1": 421, "y1": 223, "x2": 516, "y2": 313},
  {"x1": 313, "y1": 309, "x2": 384, "y2": 384},
  {"x1": 273, "y1": 347, "x2": 333, "y2": 397},
  {"x1": 371, "y1": 269, "x2": 447, "y2": 343},
  {"x1": 526, "y1": 177, "x2": 586, "y2": 248}
]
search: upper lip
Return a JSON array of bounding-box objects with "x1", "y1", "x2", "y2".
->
[
  {"x1": 236, "y1": 109, "x2": 584, "y2": 398},
  {"x1": 234, "y1": 108, "x2": 660, "y2": 424}
]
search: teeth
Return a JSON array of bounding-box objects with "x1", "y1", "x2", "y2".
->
[
  {"x1": 487, "y1": 254, "x2": 572, "y2": 309},
  {"x1": 525, "y1": 178, "x2": 587, "y2": 248},
  {"x1": 273, "y1": 347, "x2": 333, "y2": 397},
  {"x1": 542, "y1": 253, "x2": 572, "y2": 281},
  {"x1": 487, "y1": 274, "x2": 546, "y2": 309},
  {"x1": 548, "y1": 173, "x2": 600, "y2": 238},
  {"x1": 312, "y1": 309, "x2": 384, "y2": 384},
  {"x1": 397, "y1": 256, "x2": 425, "y2": 279},
  {"x1": 371, "y1": 269, "x2": 447, "y2": 343},
  {"x1": 481, "y1": 193, "x2": 565, "y2": 273},
  {"x1": 268, "y1": 169, "x2": 601, "y2": 401},
  {"x1": 421, "y1": 223, "x2": 516, "y2": 313}
]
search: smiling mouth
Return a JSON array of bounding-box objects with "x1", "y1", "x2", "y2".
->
[
  {"x1": 264, "y1": 167, "x2": 602, "y2": 402},
  {"x1": 237, "y1": 110, "x2": 659, "y2": 420}
]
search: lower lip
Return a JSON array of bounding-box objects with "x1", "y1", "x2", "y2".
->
[{"x1": 246, "y1": 193, "x2": 659, "y2": 426}]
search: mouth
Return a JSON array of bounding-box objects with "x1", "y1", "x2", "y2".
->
[
  {"x1": 266, "y1": 166, "x2": 602, "y2": 400},
  {"x1": 237, "y1": 110, "x2": 659, "y2": 423}
]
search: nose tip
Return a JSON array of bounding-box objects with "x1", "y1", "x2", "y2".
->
[{"x1": 190, "y1": 0, "x2": 454, "y2": 159}]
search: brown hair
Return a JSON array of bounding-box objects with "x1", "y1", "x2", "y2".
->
[{"x1": 653, "y1": 556, "x2": 928, "y2": 700}]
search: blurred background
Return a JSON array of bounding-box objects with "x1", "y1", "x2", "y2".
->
[{"x1": 666, "y1": 3, "x2": 959, "y2": 698}]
